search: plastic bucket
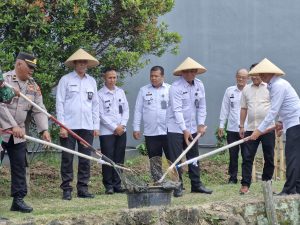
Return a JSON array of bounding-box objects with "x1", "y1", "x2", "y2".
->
[{"x1": 127, "y1": 187, "x2": 172, "y2": 208}]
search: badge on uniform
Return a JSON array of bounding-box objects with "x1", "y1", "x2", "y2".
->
[
  {"x1": 119, "y1": 105, "x2": 123, "y2": 114},
  {"x1": 87, "y1": 92, "x2": 93, "y2": 100},
  {"x1": 194, "y1": 99, "x2": 200, "y2": 108},
  {"x1": 161, "y1": 100, "x2": 167, "y2": 109}
]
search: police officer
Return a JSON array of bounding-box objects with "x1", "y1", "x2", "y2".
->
[
  {"x1": 98, "y1": 68, "x2": 129, "y2": 194},
  {"x1": 167, "y1": 57, "x2": 212, "y2": 197},
  {"x1": 249, "y1": 58, "x2": 300, "y2": 196},
  {"x1": 0, "y1": 52, "x2": 51, "y2": 213},
  {"x1": 56, "y1": 49, "x2": 100, "y2": 200},
  {"x1": 132, "y1": 66, "x2": 170, "y2": 181}
]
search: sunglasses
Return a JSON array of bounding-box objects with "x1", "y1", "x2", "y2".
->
[{"x1": 27, "y1": 64, "x2": 35, "y2": 70}]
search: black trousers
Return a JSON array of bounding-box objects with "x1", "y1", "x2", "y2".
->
[
  {"x1": 282, "y1": 124, "x2": 300, "y2": 194},
  {"x1": 145, "y1": 135, "x2": 170, "y2": 181},
  {"x1": 60, "y1": 129, "x2": 93, "y2": 192},
  {"x1": 227, "y1": 131, "x2": 245, "y2": 182},
  {"x1": 2, "y1": 136, "x2": 27, "y2": 198},
  {"x1": 241, "y1": 131, "x2": 275, "y2": 187},
  {"x1": 100, "y1": 133, "x2": 126, "y2": 190},
  {"x1": 167, "y1": 132, "x2": 201, "y2": 188}
]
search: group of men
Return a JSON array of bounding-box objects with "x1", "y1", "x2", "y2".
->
[
  {"x1": 218, "y1": 58, "x2": 300, "y2": 197},
  {"x1": 1, "y1": 49, "x2": 300, "y2": 214}
]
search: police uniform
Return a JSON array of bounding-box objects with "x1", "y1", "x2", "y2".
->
[
  {"x1": 219, "y1": 85, "x2": 245, "y2": 183},
  {"x1": 133, "y1": 82, "x2": 170, "y2": 181},
  {"x1": 0, "y1": 70, "x2": 48, "y2": 199},
  {"x1": 56, "y1": 71, "x2": 99, "y2": 195},
  {"x1": 98, "y1": 85, "x2": 129, "y2": 192}
]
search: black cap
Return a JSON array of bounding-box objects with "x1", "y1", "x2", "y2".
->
[{"x1": 17, "y1": 52, "x2": 37, "y2": 68}]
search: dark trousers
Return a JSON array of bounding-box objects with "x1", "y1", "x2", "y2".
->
[
  {"x1": 100, "y1": 133, "x2": 126, "y2": 190},
  {"x1": 145, "y1": 135, "x2": 170, "y2": 181},
  {"x1": 241, "y1": 131, "x2": 275, "y2": 187},
  {"x1": 167, "y1": 132, "x2": 201, "y2": 188},
  {"x1": 282, "y1": 124, "x2": 300, "y2": 194},
  {"x1": 2, "y1": 136, "x2": 27, "y2": 198},
  {"x1": 227, "y1": 131, "x2": 245, "y2": 182},
  {"x1": 60, "y1": 129, "x2": 93, "y2": 192}
]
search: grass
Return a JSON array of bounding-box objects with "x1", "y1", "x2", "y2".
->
[{"x1": 0, "y1": 151, "x2": 286, "y2": 224}]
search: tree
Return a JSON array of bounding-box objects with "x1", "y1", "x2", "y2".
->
[{"x1": 0, "y1": 0, "x2": 181, "y2": 115}]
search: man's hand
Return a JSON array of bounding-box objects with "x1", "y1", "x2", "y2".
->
[
  {"x1": 114, "y1": 125, "x2": 125, "y2": 136},
  {"x1": 13, "y1": 88, "x2": 20, "y2": 97},
  {"x1": 59, "y1": 127, "x2": 68, "y2": 138},
  {"x1": 249, "y1": 129, "x2": 262, "y2": 140},
  {"x1": 42, "y1": 130, "x2": 51, "y2": 142},
  {"x1": 197, "y1": 125, "x2": 206, "y2": 136},
  {"x1": 93, "y1": 130, "x2": 100, "y2": 137},
  {"x1": 218, "y1": 128, "x2": 224, "y2": 138},
  {"x1": 133, "y1": 131, "x2": 141, "y2": 140},
  {"x1": 239, "y1": 127, "x2": 245, "y2": 138},
  {"x1": 183, "y1": 129, "x2": 193, "y2": 146},
  {"x1": 12, "y1": 126, "x2": 24, "y2": 138},
  {"x1": 275, "y1": 122, "x2": 283, "y2": 137}
]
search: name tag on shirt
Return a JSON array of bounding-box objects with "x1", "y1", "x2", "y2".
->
[{"x1": 161, "y1": 100, "x2": 167, "y2": 109}]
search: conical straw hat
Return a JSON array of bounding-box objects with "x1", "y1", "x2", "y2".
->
[
  {"x1": 248, "y1": 58, "x2": 285, "y2": 76},
  {"x1": 173, "y1": 57, "x2": 207, "y2": 76},
  {"x1": 65, "y1": 48, "x2": 99, "y2": 68}
]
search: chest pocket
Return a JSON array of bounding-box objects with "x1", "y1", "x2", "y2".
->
[
  {"x1": 144, "y1": 95, "x2": 153, "y2": 105},
  {"x1": 67, "y1": 84, "x2": 79, "y2": 99},
  {"x1": 182, "y1": 94, "x2": 190, "y2": 106}
]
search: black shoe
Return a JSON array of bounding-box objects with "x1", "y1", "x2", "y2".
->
[
  {"x1": 191, "y1": 185, "x2": 213, "y2": 194},
  {"x1": 228, "y1": 180, "x2": 238, "y2": 184},
  {"x1": 10, "y1": 197, "x2": 33, "y2": 213},
  {"x1": 173, "y1": 187, "x2": 183, "y2": 197},
  {"x1": 114, "y1": 187, "x2": 126, "y2": 193},
  {"x1": 62, "y1": 190, "x2": 72, "y2": 200},
  {"x1": 77, "y1": 191, "x2": 95, "y2": 198},
  {"x1": 105, "y1": 188, "x2": 114, "y2": 195},
  {"x1": 275, "y1": 191, "x2": 289, "y2": 196}
]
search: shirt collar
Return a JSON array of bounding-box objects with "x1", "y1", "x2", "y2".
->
[
  {"x1": 72, "y1": 71, "x2": 87, "y2": 79},
  {"x1": 103, "y1": 84, "x2": 118, "y2": 94},
  {"x1": 268, "y1": 76, "x2": 279, "y2": 89},
  {"x1": 181, "y1": 76, "x2": 194, "y2": 88},
  {"x1": 150, "y1": 82, "x2": 167, "y2": 89},
  {"x1": 250, "y1": 81, "x2": 267, "y2": 87}
]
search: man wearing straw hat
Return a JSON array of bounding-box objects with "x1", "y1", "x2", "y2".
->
[
  {"x1": 56, "y1": 48, "x2": 100, "y2": 200},
  {"x1": 167, "y1": 57, "x2": 212, "y2": 197},
  {"x1": 218, "y1": 68, "x2": 248, "y2": 184},
  {"x1": 0, "y1": 52, "x2": 51, "y2": 213},
  {"x1": 239, "y1": 63, "x2": 275, "y2": 194},
  {"x1": 249, "y1": 58, "x2": 300, "y2": 195}
]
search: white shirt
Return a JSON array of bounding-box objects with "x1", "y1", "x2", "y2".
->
[
  {"x1": 98, "y1": 85, "x2": 129, "y2": 135},
  {"x1": 258, "y1": 76, "x2": 300, "y2": 132},
  {"x1": 167, "y1": 77, "x2": 206, "y2": 134},
  {"x1": 219, "y1": 85, "x2": 243, "y2": 132},
  {"x1": 241, "y1": 82, "x2": 273, "y2": 131},
  {"x1": 133, "y1": 83, "x2": 170, "y2": 136},
  {"x1": 56, "y1": 71, "x2": 99, "y2": 130}
]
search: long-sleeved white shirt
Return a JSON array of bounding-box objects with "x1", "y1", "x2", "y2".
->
[
  {"x1": 167, "y1": 76, "x2": 206, "y2": 134},
  {"x1": 56, "y1": 71, "x2": 99, "y2": 130},
  {"x1": 133, "y1": 83, "x2": 170, "y2": 136},
  {"x1": 98, "y1": 85, "x2": 129, "y2": 135},
  {"x1": 219, "y1": 85, "x2": 243, "y2": 132},
  {"x1": 258, "y1": 76, "x2": 300, "y2": 132}
]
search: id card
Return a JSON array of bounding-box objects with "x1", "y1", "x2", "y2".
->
[
  {"x1": 194, "y1": 99, "x2": 199, "y2": 108},
  {"x1": 119, "y1": 105, "x2": 123, "y2": 114},
  {"x1": 161, "y1": 100, "x2": 167, "y2": 109}
]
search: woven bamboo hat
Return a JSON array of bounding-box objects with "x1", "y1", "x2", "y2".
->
[
  {"x1": 248, "y1": 58, "x2": 285, "y2": 76},
  {"x1": 173, "y1": 57, "x2": 207, "y2": 76},
  {"x1": 65, "y1": 48, "x2": 99, "y2": 68}
]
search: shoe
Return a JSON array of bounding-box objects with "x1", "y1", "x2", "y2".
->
[
  {"x1": 239, "y1": 186, "x2": 249, "y2": 195},
  {"x1": 105, "y1": 188, "x2": 114, "y2": 195},
  {"x1": 191, "y1": 185, "x2": 213, "y2": 194},
  {"x1": 114, "y1": 187, "x2": 126, "y2": 193},
  {"x1": 275, "y1": 191, "x2": 289, "y2": 196},
  {"x1": 10, "y1": 197, "x2": 33, "y2": 213},
  {"x1": 62, "y1": 190, "x2": 72, "y2": 200},
  {"x1": 77, "y1": 191, "x2": 95, "y2": 198},
  {"x1": 173, "y1": 187, "x2": 183, "y2": 197},
  {"x1": 228, "y1": 179, "x2": 238, "y2": 184}
]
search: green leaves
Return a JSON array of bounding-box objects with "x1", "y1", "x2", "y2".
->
[{"x1": 0, "y1": 0, "x2": 181, "y2": 114}]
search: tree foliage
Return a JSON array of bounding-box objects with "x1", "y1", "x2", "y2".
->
[{"x1": 0, "y1": 0, "x2": 181, "y2": 113}]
